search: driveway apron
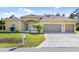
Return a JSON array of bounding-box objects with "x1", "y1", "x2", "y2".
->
[{"x1": 38, "y1": 33, "x2": 79, "y2": 47}]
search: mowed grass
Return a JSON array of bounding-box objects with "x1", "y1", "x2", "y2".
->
[
  {"x1": 26, "y1": 33, "x2": 45, "y2": 47},
  {"x1": 0, "y1": 33, "x2": 45, "y2": 47},
  {"x1": 0, "y1": 33, "x2": 22, "y2": 47}
]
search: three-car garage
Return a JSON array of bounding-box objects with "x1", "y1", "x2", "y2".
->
[{"x1": 44, "y1": 24, "x2": 74, "y2": 33}]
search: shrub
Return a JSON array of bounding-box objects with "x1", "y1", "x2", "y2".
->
[
  {"x1": 76, "y1": 26, "x2": 79, "y2": 31},
  {"x1": 10, "y1": 27, "x2": 15, "y2": 31},
  {"x1": 15, "y1": 30, "x2": 20, "y2": 33}
]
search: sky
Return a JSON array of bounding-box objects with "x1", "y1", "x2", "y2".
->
[{"x1": 0, "y1": 7, "x2": 79, "y2": 18}]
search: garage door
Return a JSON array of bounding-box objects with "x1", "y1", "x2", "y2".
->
[
  {"x1": 65, "y1": 24, "x2": 74, "y2": 32},
  {"x1": 44, "y1": 24, "x2": 61, "y2": 33}
]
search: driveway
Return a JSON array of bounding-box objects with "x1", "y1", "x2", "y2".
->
[{"x1": 38, "y1": 33, "x2": 79, "y2": 47}]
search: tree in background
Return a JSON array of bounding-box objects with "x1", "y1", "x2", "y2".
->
[
  {"x1": 46, "y1": 14, "x2": 51, "y2": 17},
  {"x1": 43, "y1": 14, "x2": 51, "y2": 17},
  {"x1": 0, "y1": 20, "x2": 5, "y2": 31},
  {"x1": 55, "y1": 12, "x2": 61, "y2": 17},
  {"x1": 73, "y1": 9, "x2": 79, "y2": 20},
  {"x1": 69, "y1": 13, "x2": 75, "y2": 19},
  {"x1": 52, "y1": 14, "x2": 54, "y2": 16},
  {"x1": 73, "y1": 9, "x2": 79, "y2": 14},
  {"x1": 69, "y1": 9, "x2": 79, "y2": 19},
  {"x1": 61, "y1": 14, "x2": 66, "y2": 17}
]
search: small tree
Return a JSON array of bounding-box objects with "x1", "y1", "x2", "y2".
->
[{"x1": 35, "y1": 23, "x2": 44, "y2": 33}]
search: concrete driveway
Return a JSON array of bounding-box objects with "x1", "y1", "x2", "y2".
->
[{"x1": 38, "y1": 33, "x2": 79, "y2": 47}]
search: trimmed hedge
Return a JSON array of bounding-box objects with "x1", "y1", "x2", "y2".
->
[
  {"x1": 0, "y1": 38, "x2": 21, "y2": 43},
  {"x1": 76, "y1": 26, "x2": 79, "y2": 31}
]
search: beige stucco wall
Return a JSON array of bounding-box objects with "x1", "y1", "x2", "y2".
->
[
  {"x1": 5, "y1": 20, "x2": 22, "y2": 32},
  {"x1": 61, "y1": 24, "x2": 65, "y2": 32},
  {"x1": 5, "y1": 19, "x2": 76, "y2": 33}
]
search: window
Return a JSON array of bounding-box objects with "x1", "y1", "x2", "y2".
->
[
  {"x1": 31, "y1": 24, "x2": 36, "y2": 30},
  {"x1": 32, "y1": 25, "x2": 36, "y2": 28},
  {"x1": 11, "y1": 22, "x2": 16, "y2": 28}
]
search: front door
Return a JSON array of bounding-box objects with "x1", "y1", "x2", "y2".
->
[{"x1": 25, "y1": 24, "x2": 28, "y2": 31}]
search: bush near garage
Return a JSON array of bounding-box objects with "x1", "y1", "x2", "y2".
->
[{"x1": 76, "y1": 26, "x2": 79, "y2": 31}]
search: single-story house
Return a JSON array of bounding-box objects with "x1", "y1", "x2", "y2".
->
[{"x1": 5, "y1": 15, "x2": 77, "y2": 33}]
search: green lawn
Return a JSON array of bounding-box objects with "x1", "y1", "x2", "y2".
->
[
  {"x1": 0, "y1": 33, "x2": 45, "y2": 47},
  {"x1": 0, "y1": 33, "x2": 22, "y2": 47},
  {"x1": 26, "y1": 33, "x2": 45, "y2": 47}
]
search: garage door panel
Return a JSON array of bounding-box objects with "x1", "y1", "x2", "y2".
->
[
  {"x1": 65, "y1": 24, "x2": 74, "y2": 32},
  {"x1": 44, "y1": 24, "x2": 61, "y2": 33}
]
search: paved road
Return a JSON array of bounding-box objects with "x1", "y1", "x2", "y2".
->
[
  {"x1": 38, "y1": 33, "x2": 79, "y2": 47},
  {"x1": 0, "y1": 47, "x2": 79, "y2": 52}
]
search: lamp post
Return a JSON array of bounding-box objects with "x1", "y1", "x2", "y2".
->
[{"x1": 21, "y1": 33, "x2": 25, "y2": 47}]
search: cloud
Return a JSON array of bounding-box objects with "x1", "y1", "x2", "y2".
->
[
  {"x1": 0, "y1": 12, "x2": 16, "y2": 18},
  {"x1": 18, "y1": 8, "x2": 35, "y2": 14},
  {"x1": 54, "y1": 7, "x2": 60, "y2": 9},
  {"x1": 0, "y1": 8, "x2": 35, "y2": 18},
  {"x1": 3, "y1": 12, "x2": 15, "y2": 16}
]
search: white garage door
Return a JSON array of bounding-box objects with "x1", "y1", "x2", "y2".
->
[
  {"x1": 65, "y1": 24, "x2": 74, "y2": 32},
  {"x1": 44, "y1": 24, "x2": 61, "y2": 33}
]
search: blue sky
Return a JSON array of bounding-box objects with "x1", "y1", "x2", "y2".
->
[{"x1": 0, "y1": 7, "x2": 78, "y2": 18}]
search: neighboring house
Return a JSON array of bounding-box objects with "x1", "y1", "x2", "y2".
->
[{"x1": 5, "y1": 15, "x2": 77, "y2": 33}]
